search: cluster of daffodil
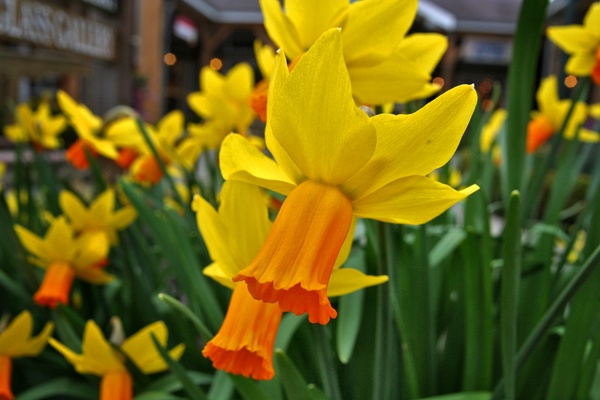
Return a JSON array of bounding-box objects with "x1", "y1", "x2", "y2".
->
[{"x1": 2, "y1": 0, "x2": 600, "y2": 399}]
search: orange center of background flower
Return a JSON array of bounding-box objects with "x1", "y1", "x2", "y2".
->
[
  {"x1": 0, "y1": 356, "x2": 13, "y2": 400},
  {"x1": 250, "y1": 80, "x2": 269, "y2": 123},
  {"x1": 66, "y1": 139, "x2": 98, "y2": 170},
  {"x1": 100, "y1": 370, "x2": 132, "y2": 400},
  {"x1": 202, "y1": 284, "x2": 282, "y2": 380},
  {"x1": 133, "y1": 155, "x2": 164, "y2": 185},
  {"x1": 233, "y1": 180, "x2": 354, "y2": 325},
  {"x1": 34, "y1": 261, "x2": 75, "y2": 308},
  {"x1": 592, "y1": 46, "x2": 600, "y2": 86},
  {"x1": 526, "y1": 115, "x2": 555, "y2": 153}
]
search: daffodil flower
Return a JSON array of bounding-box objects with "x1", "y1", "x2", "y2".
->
[
  {"x1": 50, "y1": 320, "x2": 184, "y2": 400},
  {"x1": 480, "y1": 108, "x2": 507, "y2": 154},
  {"x1": 57, "y1": 90, "x2": 119, "y2": 169},
  {"x1": 547, "y1": 3, "x2": 600, "y2": 85},
  {"x1": 260, "y1": 0, "x2": 447, "y2": 105},
  {"x1": 0, "y1": 311, "x2": 53, "y2": 400},
  {"x1": 187, "y1": 64, "x2": 257, "y2": 149},
  {"x1": 106, "y1": 110, "x2": 195, "y2": 185},
  {"x1": 219, "y1": 30, "x2": 478, "y2": 324},
  {"x1": 250, "y1": 40, "x2": 277, "y2": 122},
  {"x1": 14, "y1": 217, "x2": 112, "y2": 308},
  {"x1": 527, "y1": 75, "x2": 598, "y2": 153},
  {"x1": 193, "y1": 180, "x2": 386, "y2": 377},
  {"x1": 59, "y1": 188, "x2": 137, "y2": 244},
  {"x1": 3, "y1": 101, "x2": 66, "y2": 150}
]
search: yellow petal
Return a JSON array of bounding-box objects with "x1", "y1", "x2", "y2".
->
[
  {"x1": 203, "y1": 262, "x2": 236, "y2": 289},
  {"x1": 201, "y1": 66, "x2": 225, "y2": 93},
  {"x1": 254, "y1": 40, "x2": 276, "y2": 80},
  {"x1": 79, "y1": 321, "x2": 124, "y2": 374},
  {"x1": 333, "y1": 217, "x2": 357, "y2": 270},
  {"x1": 90, "y1": 189, "x2": 115, "y2": 219},
  {"x1": 14, "y1": 225, "x2": 53, "y2": 266},
  {"x1": 121, "y1": 321, "x2": 184, "y2": 374},
  {"x1": 59, "y1": 191, "x2": 90, "y2": 231},
  {"x1": 353, "y1": 176, "x2": 479, "y2": 224},
  {"x1": 260, "y1": 0, "x2": 304, "y2": 59},
  {"x1": 343, "y1": 0, "x2": 417, "y2": 66},
  {"x1": 536, "y1": 76, "x2": 561, "y2": 124},
  {"x1": 192, "y1": 194, "x2": 243, "y2": 278},
  {"x1": 327, "y1": 268, "x2": 388, "y2": 297},
  {"x1": 49, "y1": 338, "x2": 87, "y2": 370},
  {"x1": 0, "y1": 311, "x2": 33, "y2": 355},
  {"x1": 350, "y1": 59, "x2": 434, "y2": 105},
  {"x1": 108, "y1": 207, "x2": 137, "y2": 231},
  {"x1": 547, "y1": 26, "x2": 597, "y2": 54},
  {"x1": 395, "y1": 33, "x2": 448, "y2": 72},
  {"x1": 584, "y1": 3, "x2": 600, "y2": 33},
  {"x1": 17, "y1": 321, "x2": 54, "y2": 357},
  {"x1": 224, "y1": 63, "x2": 254, "y2": 103},
  {"x1": 264, "y1": 51, "x2": 304, "y2": 184},
  {"x1": 344, "y1": 85, "x2": 477, "y2": 199},
  {"x1": 577, "y1": 128, "x2": 600, "y2": 143},
  {"x1": 44, "y1": 217, "x2": 77, "y2": 261},
  {"x1": 565, "y1": 51, "x2": 597, "y2": 76},
  {"x1": 285, "y1": 0, "x2": 347, "y2": 49},
  {"x1": 72, "y1": 231, "x2": 109, "y2": 270},
  {"x1": 220, "y1": 134, "x2": 297, "y2": 195},
  {"x1": 105, "y1": 118, "x2": 144, "y2": 149},
  {"x1": 219, "y1": 181, "x2": 272, "y2": 269},
  {"x1": 158, "y1": 110, "x2": 184, "y2": 145},
  {"x1": 271, "y1": 29, "x2": 376, "y2": 184}
]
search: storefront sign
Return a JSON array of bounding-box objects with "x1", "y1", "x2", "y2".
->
[{"x1": 0, "y1": 0, "x2": 116, "y2": 60}]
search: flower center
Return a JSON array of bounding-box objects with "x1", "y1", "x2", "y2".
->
[
  {"x1": 526, "y1": 115, "x2": 555, "y2": 153},
  {"x1": 0, "y1": 356, "x2": 13, "y2": 400},
  {"x1": 100, "y1": 370, "x2": 133, "y2": 400},
  {"x1": 34, "y1": 261, "x2": 75, "y2": 308},
  {"x1": 233, "y1": 180, "x2": 354, "y2": 324},
  {"x1": 66, "y1": 139, "x2": 98, "y2": 170},
  {"x1": 592, "y1": 46, "x2": 600, "y2": 86}
]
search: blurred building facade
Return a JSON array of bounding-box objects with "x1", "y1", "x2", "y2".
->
[{"x1": 1, "y1": 0, "x2": 597, "y2": 130}]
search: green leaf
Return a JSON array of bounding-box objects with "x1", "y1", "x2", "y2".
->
[
  {"x1": 228, "y1": 374, "x2": 271, "y2": 400},
  {"x1": 429, "y1": 228, "x2": 467, "y2": 267},
  {"x1": 500, "y1": 191, "x2": 522, "y2": 400},
  {"x1": 501, "y1": 0, "x2": 549, "y2": 200},
  {"x1": 134, "y1": 392, "x2": 187, "y2": 400},
  {"x1": 275, "y1": 349, "x2": 313, "y2": 400},
  {"x1": 208, "y1": 370, "x2": 234, "y2": 400},
  {"x1": 158, "y1": 293, "x2": 213, "y2": 341},
  {"x1": 417, "y1": 393, "x2": 491, "y2": 400},
  {"x1": 145, "y1": 371, "x2": 213, "y2": 393},
  {"x1": 150, "y1": 333, "x2": 209, "y2": 400},
  {"x1": 17, "y1": 377, "x2": 96, "y2": 400},
  {"x1": 336, "y1": 247, "x2": 366, "y2": 364}
]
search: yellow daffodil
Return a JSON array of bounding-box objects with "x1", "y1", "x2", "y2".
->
[
  {"x1": 219, "y1": 30, "x2": 478, "y2": 324},
  {"x1": 480, "y1": 108, "x2": 507, "y2": 153},
  {"x1": 193, "y1": 180, "x2": 387, "y2": 377},
  {"x1": 0, "y1": 311, "x2": 53, "y2": 400},
  {"x1": 260, "y1": 0, "x2": 446, "y2": 105},
  {"x1": 59, "y1": 188, "x2": 137, "y2": 244},
  {"x1": 187, "y1": 63, "x2": 256, "y2": 148},
  {"x1": 3, "y1": 101, "x2": 66, "y2": 150},
  {"x1": 50, "y1": 320, "x2": 184, "y2": 400},
  {"x1": 547, "y1": 3, "x2": 600, "y2": 85},
  {"x1": 250, "y1": 40, "x2": 277, "y2": 122},
  {"x1": 106, "y1": 110, "x2": 195, "y2": 185},
  {"x1": 14, "y1": 217, "x2": 112, "y2": 308},
  {"x1": 57, "y1": 90, "x2": 119, "y2": 169},
  {"x1": 527, "y1": 75, "x2": 598, "y2": 153}
]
